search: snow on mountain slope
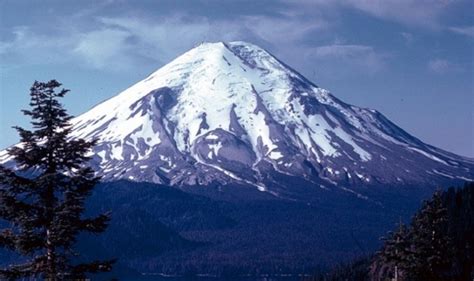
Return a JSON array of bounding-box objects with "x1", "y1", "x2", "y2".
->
[{"x1": 1, "y1": 41, "x2": 473, "y2": 192}]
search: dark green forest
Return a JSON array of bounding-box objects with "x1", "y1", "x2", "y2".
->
[{"x1": 309, "y1": 182, "x2": 474, "y2": 281}]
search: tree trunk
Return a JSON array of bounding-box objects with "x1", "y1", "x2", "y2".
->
[{"x1": 46, "y1": 228, "x2": 55, "y2": 281}]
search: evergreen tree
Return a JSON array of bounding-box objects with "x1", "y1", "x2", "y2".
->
[
  {"x1": 371, "y1": 190, "x2": 454, "y2": 281},
  {"x1": 376, "y1": 222, "x2": 412, "y2": 281},
  {"x1": 308, "y1": 183, "x2": 473, "y2": 281},
  {"x1": 0, "y1": 80, "x2": 114, "y2": 280},
  {"x1": 443, "y1": 182, "x2": 474, "y2": 280},
  {"x1": 409, "y1": 191, "x2": 452, "y2": 281}
]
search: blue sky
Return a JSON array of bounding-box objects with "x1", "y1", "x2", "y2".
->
[{"x1": 1, "y1": 0, "x2": 473, "y2": 157}]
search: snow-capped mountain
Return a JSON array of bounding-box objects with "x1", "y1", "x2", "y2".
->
[{"x1": 1, "y1": 41, "x2": 473, "y2": 192}]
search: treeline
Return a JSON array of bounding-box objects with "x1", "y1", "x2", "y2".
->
[{"x1": 309, "y1": 181, "x2": 474, "y2": 281}]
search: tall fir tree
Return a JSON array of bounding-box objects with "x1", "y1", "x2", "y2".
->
[
  {"x1": 371, "y1": 189, "x2": 454, "y2": 281},
  {"x1": 409, "y1": 190, "x2": 452, "y2": 281},
  {"x1": 0, "y1": 80, "x2": 114, "y2": 280},
  {"x1": 442, "y1": 182, "x2": 474, "y2": 280},
  {"x1": 370, "y1": 221, "x2": 412, "y2": 281}
]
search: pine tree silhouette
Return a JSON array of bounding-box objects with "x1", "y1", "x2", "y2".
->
[
  {"x1": 409, "y1": 191, "x2": 452, "y2": 281},
  {"x1": 377, "y1": 221, "x2": 411, "y2": 281},
  {"x1": 0, "y1": 80, "x2": 115, "y2": 280},
  {"x1": 372, "y1": 190, "x2": 455, "y2": 281}
]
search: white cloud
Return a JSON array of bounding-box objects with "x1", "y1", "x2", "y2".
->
[
  {"x1": 0, "y1": 10, "x2": 387, "y2": 80},
  {"x1": 0, "y1": 27, "x2": 71, "y2": 61},
  {"x1": 0, "y1": 16, "x2": 225, "y2": 71},
  {"x1": 343, "y1": 0, "x2": 449, "y2": 28},
  {"x1": 73, "y1": 29, "x2": 132, "y2": 69},
  {"x1": 428, "y1": 58, "x2": 462, "y2": 74},
  {"x1": 284, "y1": 0, "x2": 452, "y2": 28},
  {"x1": 95, "y1": 14, "x2": 328, "y2": 64},
  {"x1": 449, "y1": 26, "x2": 474, "y2": 38},
  {"x1": 309, "y1": 44, "x2": 386, "y2": 74},
  {"x1": 241, "y1": 15, "x2": 327, "y2": 44},
  {"x1": 400, "y1": 32, "x2": 414, "y2": 44},
  {"x1": 0, "y1": 13, "x2": 330, "y2": 72},
  {"x1": 70, "y1": 15, "x2": 382, "y2": 76},
  {"x1": 97, "y1": 16, "x2": 214, "y2": 63},
  {"x1": 313, "y1": 44, "x2": 373, "y2": 57}
]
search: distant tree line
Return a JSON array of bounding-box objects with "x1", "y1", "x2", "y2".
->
[{"x1": 308, "y1": 181, "x2": 474, "y2": 281}]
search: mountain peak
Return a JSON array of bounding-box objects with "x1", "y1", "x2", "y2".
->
[{"x1": 1, "y1": 41, "x2": 472, "y2": 195}]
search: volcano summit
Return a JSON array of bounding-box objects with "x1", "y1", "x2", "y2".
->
[{"x1": 1, "y1": 41, "x2": 472, "y2": 196}]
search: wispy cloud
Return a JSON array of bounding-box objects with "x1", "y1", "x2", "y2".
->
[
  {"x1": 449, "y1": 26, "x2": 474, "y2": 38},
  {"x1": 428, "y1": 58, "x2": 462, "y2": 74},
  {"x1": 400, "y1": 32, "x2": 414, "y2": 45},
  {"x1": 284, "y1": 0, "x2": 455, "y2": 28},
  {"x1": 313, "y1": 44, "x2": 373, "y2": 57},
  {"x1": 3, "y1": 1, "x2": 455, "y2": 80},
  {"x1": 97, "y1": 16, "x2": 216, "y2": 63},
  {"x1": 0, "y1": 12, "x2": 330, "y2": 72},
  {"x1": 73, "y1": 28, "x2": 134, "y2": 70},
  {"x1": 309, "y1": 44, "x2": 387, "y2": 74},
  {"x1": 240, "y1": 15, "x2": 327, "y2": 44},
  {"x1": 0, "y1": 16, "x2": 223, "y2": 71},
  {"x1": 342, "y1": 0, "x2": 449, "y2": 28},
  {"x1": 0, "y1": 26, "x2": 71, "y2": 64}
]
